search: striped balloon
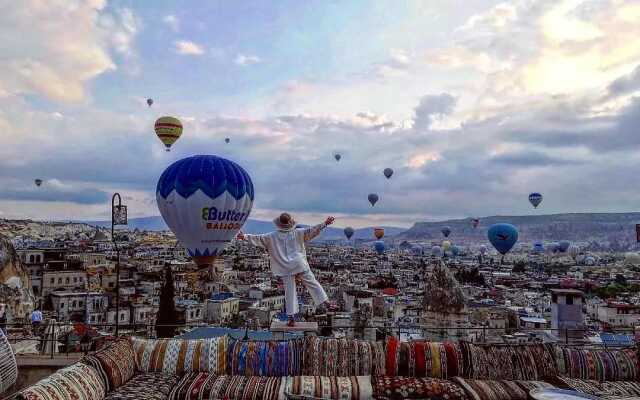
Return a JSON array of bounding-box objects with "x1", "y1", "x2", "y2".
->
[{"x1": 154, "y1": 116, "x2": 183, "y2": 151}]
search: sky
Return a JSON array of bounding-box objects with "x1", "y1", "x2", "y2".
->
[{"x1": 1, "y1": 0, "x2": 640, "y2": 228}]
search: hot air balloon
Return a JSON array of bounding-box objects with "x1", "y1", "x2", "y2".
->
[
  {"x1": 431, "y1": 245, "x2": 443, "y2": 257},
  {"x1": 383, "y1": 168, "x2": 393, "y2": 179},
  {"x1": 147, "y1": 98, "x2": 153, "y2": 107},
  {"x1": 34, "y1": 179, "x2": 43, "y2": 187},
  {"x1": 154, "y1": 116, "x2": 183, "y2": 151},
  {"x1": 487, "y1": 223, "x2": 518, "y2": 255},
  {"x1": 471, "y1": 218, "x2": 480, "y2": 229},
  {"x1": 442, "y1": 240, "x2": 451, "y2": 252},
  {"x1": 529, "y1": 192, "x2": 543, "y2": 208},
  {"x1": 374, "y1": 227, "x2": 385, "y2": 240},
  {"x1": 156, "y1": 155, "x2": 254, "y2": 267},
  {"x1": 374, "y1": 241, "x2": 385, "y2": 255},
  {"x1": 344, "y1": 227, "x2": 355, "y2": 240},
  {"x1": 558, "y1": 240, "x2": 570, "y2": 253},
  {"x1": 334, "y1": 153, "x2": 341, "y2": 162},
  {"x1": 451, "y1": 245, "x2": 460, "y2": 257},
  {"x1": 441, "y1": 226, "x2": 451, "y2": 238},
  {"x1": 533, "y1": 241, "x2": 544, "y2": 253},
  {"x1": 368, "y1": 193, "x2": 379, "y2": 206},
  {"x1": 225, "y1": 138, "x2": 230, "y2": 144}
]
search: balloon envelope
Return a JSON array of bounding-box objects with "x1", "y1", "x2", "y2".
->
[
  {"x1": 383, "y1": 168, "x2": 393, "y2": 179},
  {"x1": 374, "y1": 227, "x2": 385, "y2": 240},
  {"x1": 431, "y1": 245, "x2": 443, "y2": 257},
  {"x1": 34, "y1": 179, "x2": 43, "y2": 187},
  {"x1": 147, "y1": 98, "x2": 153, "y2": 107},
  {"x1": 368, "y1": 193, "x2": 379, "y2": 206},
  {"x1": 533, "y1": 241, "x2": 544, "y2": 253},
  {"x1": 344, "y1": 227, "x2": 355, "y2": 240},
  {"x1": 471, "y1": 218, "x2": 480, "y2": 229},
  {"x1": 442, "y1": 240, "x2": 451, "y2": 251},
  {"x1": 225, "y1": 138, "x2": 230, "y2": 144},
  {"x1": 451, "y1": 245, "x2": 460, "y2": 256},
  {"x1": 529, "y1": 192, "x2": 543, "y2": 208},
  {"x1": 441, "y1": 226, "x2": 451, "y2": 238},
  {"x1": 154, "y1": 116, "x2": 183, "y2": 151},
  {"x1": 487, "y1": 223, "x2": 518, "y2": 255},
  {"x1": 374, "y1": 241, "x2": 385, "y2": 255},
  {"x1": 156, "y1": 155, "x2": 254, "y2": 266},
  {"x1": 558, "y1": 240, "x2": 570, "y2": 253},
  {"x1": 334, "y1": 153, "x2": 341, "y2": 161}
]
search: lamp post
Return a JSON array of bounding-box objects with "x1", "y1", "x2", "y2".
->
[{"x1": 111, "y1": 193, "x2": 127, "y2": 336}]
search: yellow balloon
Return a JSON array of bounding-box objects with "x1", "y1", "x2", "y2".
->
[
  {"x1": 154, "y1": 116, "x2": 183, "y2": 151},
  {"x1": 442, "y1": 240, "x2": 451, "y2": 251}
]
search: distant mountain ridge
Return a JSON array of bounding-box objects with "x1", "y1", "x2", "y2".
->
[
  {"x1": 399, "y1": 212, "x2": 640, "y2": 244},
  {"x1": 82, "y1": 216, "x2": 406, "y2": 241}
]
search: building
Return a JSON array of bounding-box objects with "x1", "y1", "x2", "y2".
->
[
  {"x1": 551, "y1": 289, "x2": 585, "y2": 342},
  {"x1": 206, "y1": 294, "x2": 240, "y2": 323},
  {"x1": 41, "y1": 270, "x2": 87, "y2": 297},
  {"x1": 596, "y1": 302, "x2": 640, "y2": 329},
  {"x1": 50, "y1": 291, "x2": 107, "y2": 322}
]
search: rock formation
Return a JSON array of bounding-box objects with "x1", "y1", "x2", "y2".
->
[{"x1": 0, "y1": 235, "x2": 35, "y2": 322}]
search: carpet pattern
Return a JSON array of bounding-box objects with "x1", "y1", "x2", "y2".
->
[
  {"x1": 81, "y1": 339, "x2": 137, "y2": 391},
  {"x1": 169, "y1": 373, "x2": 285, "y2": 400},
  {"x1": 285, "y1": 376, "x2": 373, "y2": 400},
  {"x1": 302, "y1": 336, "x2": 385, "y2": 377},
  {"x1": 452, "y1": 377, "x2": 554, "y2": 400},
  {"x1": 460, "y1": 343, "x2": 558, "y2": 380},
  {"x1": 18, "y1": 363, "x2": 106, "y2": 400},
  {"x1": 555, "y1": 347, "x2": 639, "y2": 382},
  {"x1": 227, "y1": 339, "x2": 303, "y2": 376},
  {"x1": 385, "y1": 337, "x2": 464, "y2": 379},
  {"x1": 373, "y1": 376, "x2": 469, "y2": 400},
  {"x1": 103, "y1": 372, "x2": 178, "y2": 400}
]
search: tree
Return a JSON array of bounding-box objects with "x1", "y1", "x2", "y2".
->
[
  {"x1": 512, "y1": 261, "x2": 526, "y2": 274},
  {"x1": 156, "y1": 267, "x2": 177, "y2": 338}
]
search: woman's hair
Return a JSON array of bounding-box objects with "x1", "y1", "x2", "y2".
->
[{"x1": 279, "y1": 213, "x2": 292, "y2": 224}]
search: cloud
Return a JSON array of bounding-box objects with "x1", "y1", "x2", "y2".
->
[
  {"x1": 413, "y1": 93, "x2": 456, "y2": 130},
  {"x1": 234, "y1": 54, "x2": 261, "y2": 66},
  {"x1": 0, "y1": 181, "x2": 110, "y2": 205},
  {"x1": 608, "y1": 64, "x2": 640, "y2": 96},
  {"x1": 174, "y1": 40, "x2": 205, "y2": 55},
  {"x1": 163, "y1": 15, "x2": 179, "y2": 32},
  {"x1": 0, "y1": 1, "x2": 139, "y2": 102},
  {"x1": 489, "y1": 150, "x2": 582, "y2": 167}
]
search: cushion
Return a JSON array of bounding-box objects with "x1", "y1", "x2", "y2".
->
[
  {"x1": 104, "y1": 372, "x2": 178, "y2": 400},
  {"x1": 557, "y1": 377, "x2": 640, "y2": 398},
  {"x1": 284, "y1": 376, "x2": 372, "y2": 400},
  {"x1": 227, "y1": 339, "x2": 303, "y2": 376},
  {"x1": 385, "y1": 337, "x2": 463, "y2": 378},
  {"x1": 372, "y1": 376, "x2": 468, "y2": 400},
  {"x1": 131, "y1": 336, "x2": 228, "y2": 375},
  {"x1": 452, "y1": 378, "x2": 554, "y2": 400},
  {"x1": 18, "y1": 362, "x2": 106, "y2": 400},
  {"x1": 556, "y1": 347, "x2": 639, "y2": 381},
  {"x1": 81, "y1": 338, "x2": 136, "y2": 391},
  {"x1": 302, "y1": 336, "x2": 385, "y2": 377},
  {"x1": 460, "y1": 343, "x2": 557, "y2": 380},
  {"x1": 169, "y1": 373, "x2": 285, "y2": 400}
]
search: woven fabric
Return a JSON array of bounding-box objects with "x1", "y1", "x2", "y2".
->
[
  {"x1": 373, "y1": 376, "x2": 468, "y2": 400},
  {"x1": 302, "y1": 336, "x2": 385, "y2": 377},
  {"x1": 460, "y1": 343, "x2": 557, "y2": 380},
  {"x1": 451, "y1": 378, "x2": 547, "y2": 400},
  {"x1": 557, "y1": 347, "x2": 638, "y2": 381},
  {"x1": 103, "y1": 372, "x2": 178, "y2": 400},
  {"x1": 169, "y1": 373, "x2": 285, "y2": 400},
  {"x1": 384, "y1": 337, "x2": 463, "y2": 378},
  {"x1": 131, "y1": 336, "x2": 228, "y2": 375},
  {"x1": 227, "y1": 339, "x2": 303, "y2": 376},
  {"x1": 558, "y1": 377, "x2": 640, "y2": 398},
  {"x1": 18, "y1": 362, "x2": 106, "y2": 400},
  {"x1": 285, "y1": 376, "x2": 373, "y2": 400},
  {"x1": 81, "y1": 339, "x2": 136, "y2": 391}
]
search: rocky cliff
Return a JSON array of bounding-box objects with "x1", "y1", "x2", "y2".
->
[{"x1": 0, "y1": 235, "x2": 35, "y2": 322}]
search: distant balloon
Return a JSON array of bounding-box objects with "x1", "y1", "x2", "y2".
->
[
  {"x1": 344, "y1": 227, "x2": 355, "y2": 240},
  {"x1": 147, "y1": 98, "x2": 153, "y2": 107},
  {"x1": 529, "y1": 192, "x2": 543, "y2": 208},
  {"x1": 374, "y1": 227, "x2": 385, "y2": 240},
  {"x1": 584, "y1": 256, "x2": 596, "y2": 266},
  {"x1": 471, "y1": 218, "x2": 480, "y2": 229},
  {"x1": 383, "y1": 168, "x2": 393, "y2": 179},
  {"x1": 431, "y1": 245, "x2": 443, "y2": 258},
  {"x1": 451, "y1": 245, "x2": 460, "y2": 256},
  {"x1": 487, "y1": 223, "x2": 519, "y2": 255},
  {"x1": 225, "y1": 138, "x2": 230, "y2": 144},
  {"x1": 334, "y1": 153, "x2": 341, "y2": 162},
  {"x1": 442, "y1": 240, "x2": 451, "y2": 252},
  {"x1": 156, "y1": 155, "x2": 254, "y2": 266},
  {"x1": 441, "y1": 226, "x2": 451, "y2": 238},
  {"x1": 374, "y1": 241, "x2": 385, "y2": 255},
  {"x1": 34, "y1": 179, "x2": 43, "y2": 187},
  {"x1": 533, "y1": 241, "x2": 544, "y2": 253},
  {"x1": 558, "y1": 240, "x2": 570, "y2": 253},
  {"x1": 368, "y1": 193, "x2": 379, "y2": 206},
  {"x1": 154, "y1": 116, "x2": 183, "y2": 151}
]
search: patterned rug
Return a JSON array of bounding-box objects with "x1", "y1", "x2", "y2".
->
[
  {"x1": 373, "y1": 376, "x2": 469, "y2": 400},
  {"x1": 302, "y1": 336, "x2": 385, "y2": 377},
  {"x1": 384, "y1": 337, "x2": 464, "y2": 378},
  {"x1": 285, "y1": 376, "x2": 372, "y2": 400},
  {"x1": 18, "y1": 362, "x2": 106, "y2": 400},
  {"x1": 555, "y1": 347, "x2": 639, "y2": 382},
  {"x1": 82, "y1": 338, "x2": 137, "y2": 391},
  {"x1": 452, "y1": 377, "x2": 555, "y2": 400},
  {"x1": 227, "y1": 338, "x2": 304, "y2": 376},
  {"x1": 104, "y1": 372, "x2": 179, "y2": 400},
  {"x1": 169, "y1": 373, "x2": 285, "y2": 400},
  {"x1": 460, "y1": 343, "x2": 558, "y2": 381},
  {"x1": 558, "y1": 377, "x2": 640, "y2": 399}
]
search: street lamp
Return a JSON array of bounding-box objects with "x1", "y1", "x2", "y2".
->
[{"x1": 111, "y1": 193, "x2": 127, "y2": 336}]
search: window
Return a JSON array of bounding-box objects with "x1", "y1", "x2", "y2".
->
[
  {"x1": 58, "y1": 278, "x2": 62, "y2": 284},
  {"x1": 29, "y1": 255, "x2": 34, "y2": 263},
  {"x1": 73, "y1": 277, "x2": 77, "y2": 283},
  {"x1": 72, "y1": 301, "x2": 77, "y2": 308},
  {"x1": 79, "y1": 301, "x2": 83, "y2": 308},
  {"x1": 50, "y1": 278, "x2": 54, "y2": 284},
  {"x1": 566, "y1": 295, "x2": 573, "y2": 305},
  {"x1": 120, "y1": 313, "x2": 125, "y2": 321},
  {"x1": 60, "y1": 303, "x2": 65, "y2": 309},
  {"x1": 551, "y1": 293, "x2": 557, "y2": 303},
  {"x1": 65, "y1": 277, "x2": 70, "y2": 284}
]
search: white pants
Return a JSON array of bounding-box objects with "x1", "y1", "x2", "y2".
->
[{"x1": 281, "y1": 270, "x2": 328, "y2": 315}]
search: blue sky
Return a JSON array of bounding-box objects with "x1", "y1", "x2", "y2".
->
[{"x1": 1, "y1": 0, "x2": 640, "y2": 228}]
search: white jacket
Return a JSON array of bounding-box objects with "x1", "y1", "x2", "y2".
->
[{"x1": 243, "y1": 223, "x2": 327, "y2": 276}]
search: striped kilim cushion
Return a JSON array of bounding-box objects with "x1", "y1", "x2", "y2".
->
[
  {"x1": 18, "y1": 362, "x2": 106, "y2": 400},
  {"x1": 558, "y1": 377, "x2": 640, "y2": 398},
  {"x1": 452, "y1": 377, "x2": 554, "y2": 400},
  {"x1": 131, "y1": 336, "x2": 228, "y2": 375},
  {"x1": 81, "y1": 338, "x2": 136, "y2": 391},
  {"x1": 169, "y1": 373, "x2": 285, "y2": 400},
  {"x1": 385, "y1": 337, "x2": 463, "y2": 378},
  {"x1": 227, "y1": 339, "x2": 303, "y2": 376},
  {"x1": 103, "y1": 372, "x2": 178, "y2": 400},
  {"x1": 460, "y1": 343, "x2": 558, "y2": 381},
  {"x1": 556, "y1": 347, "x2": 639, "y2": 381},
  {"x1": 303, "y1": 336, "x2": 385, "y2": 377},
  {"x1": 373, "y1": 376, "x2": 468, "y2": 400},
  {"x1": 285, "y1": 376, "x2": 373, "y2": 400}
]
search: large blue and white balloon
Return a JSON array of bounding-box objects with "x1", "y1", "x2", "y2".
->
[
  {"x1": 157, "y1": 155, "x2": 254, "y2": 266},
  {"x1": 529, "y1": 192, "x2": 543, "y2": 208},
  {"x1": 487, "y1": 223, "x2": 518, "y2": 255}
]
